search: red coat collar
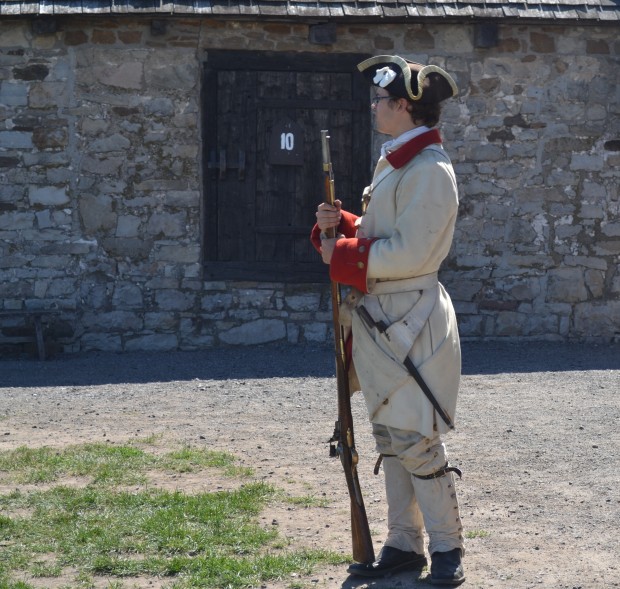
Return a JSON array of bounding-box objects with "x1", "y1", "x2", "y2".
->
[{"x1": 385, "y1": 128, "x2": 442, "y2": 169}]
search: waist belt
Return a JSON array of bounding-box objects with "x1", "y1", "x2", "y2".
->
[{"x1": 369, "y1": 272, "x2": 439, "y2": 295}]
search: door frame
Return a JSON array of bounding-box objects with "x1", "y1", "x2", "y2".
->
[{"x1": 201, "y1": 50, "x2": 371, "y2": 282}]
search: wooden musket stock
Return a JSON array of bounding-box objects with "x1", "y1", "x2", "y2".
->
[{"x1": 321, "y1": 130, "x2": 375, "y2": 565}]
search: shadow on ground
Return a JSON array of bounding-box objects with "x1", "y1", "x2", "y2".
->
[{"x1": 1, "y1": 341, "x2": 618, "y2": 388}]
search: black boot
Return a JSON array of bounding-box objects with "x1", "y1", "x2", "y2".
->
[
  {"x1": 430, "y1": 548, "x2": 465, "y2": 585},
  {"x1": 347, "y1": 546, "x2": 427, "y2": 578}
]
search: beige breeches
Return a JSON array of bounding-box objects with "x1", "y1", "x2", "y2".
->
[{"x1": 373, "y1": 423, "x2": 464, "y2": 555}]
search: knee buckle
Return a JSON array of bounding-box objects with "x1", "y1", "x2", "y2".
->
[
  {"x1": 412, "y1": 462, "x2": 462, "y2": 480},
  {"x1": 373, "y1": 453, "x2": 397, "y2": 475}
]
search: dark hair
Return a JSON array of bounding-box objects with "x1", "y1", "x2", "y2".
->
[{"x1": 405, "y1": 100, "x2": 442, "y2": 128}]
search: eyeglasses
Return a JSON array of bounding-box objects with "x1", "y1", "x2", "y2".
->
[{"x1": 371, "y1": 95, "x2": 393, "y2": 106}]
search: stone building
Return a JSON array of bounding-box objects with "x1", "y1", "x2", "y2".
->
[{"x1": 0, "y1": 0, "x2": 618, "y2": 355}]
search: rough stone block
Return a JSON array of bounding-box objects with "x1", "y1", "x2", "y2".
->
[
  {"x1": 101, "y1": 237, "x2": 153, "y2": 260},
  {"x1": 163, "y1": 190, "x2": 200, "y2": 207},
  {"x1": 81, "y1": 155, "x2": 124, "y2": 175},
  {"x1": 229, "y1": 309, "x2": 261, "y2": 322},
  {"x1": 145, "y1": 51, "x2": 197, "y2": 90},
  {"x1": 0, "y1": 24, "x2": 28, "y2": 47},
  {"x1": 79, "y1": 194, "x2": 116, "y2": 232},
  {"x1": 570, "y1": 154, "x2": 604, "y2": 171},
  {"x1": 579, "y1": 204, "x2": 605, "y2": 219},
  {"x1": 573, "y1": 301, "x2": 620, "y2": 339},
  {"x1": 112, "y1": 283, "x2": 143, "y2": 308},
  {"x1": 285, "y1": 293, "x2": 321, "y2": 312},
  {"x1": 145, "y1": 97, "x2": 175, "y2": 117},
  {"x1": 303, "y1": 321, "x2": 327, "y2": 342},
  {"x1": 88, "y1": 133, "x2": 131, "y2": 153},
  {"x1": 584, "y1": 269, "x2": 605, "y2": 298},
  {"x1": 28, "y1": 186, "x2": 69, "y2": 206},
  {"x1": 555, "y1": 224, "x2": 581, "y2": 240},
  {"x1": 0, "y1": 212, "x2": 34, "y2": 230},
  {"x1": 594, "y1": 241, "x2": 620, "y2": 256},
  {"x1": 237, "y1": 289, "x2": 274, "y2": 310},
  {"x1": 146, "y1": 212, "x2": 187, "y2": 238},
  {"x1": 116, "y1": 215, "x2": 141, "y2": 237},
  {"x1": 547, "y1": 267, "x2": 588, "y2": 303},
  {"x1": 0, "y1": 130, "x2": 33, "y2": 149},
  {"x1": 29, "y1": 82, "x2": 68, "y2": 108},
  {"x1": 602, "y1": 223, "x2": 620, "y2": 237},
  {"x1": 201, "y1": 293, "x2": 233, "y2": 312},
  {"x1": 0, "y1": 82, "x2": 28, "y2": 106},
  {"x1": 145, "y1": 312, "x2": 178, "y2": 330},
  {"x1": 180, "y1": 333, "x2": 215, "y2": 349},
  {"x1": 457, "y1": 313, "x2": 484, "y2": 336},
  {"x1": 219, "y1": 318, "x2": 286, "y2": 345},
  {"x1": 125, "y1": 333, "x2": 178, "y2": 351},
  {"x1": 286, "y1": 323, "x2": 300, "y2": 343},
  {"x1": 80, "y1": 333, "x2": 123, "y2": 352},
  {"x1": 97, "y1": 62, "x2": 143, "y2": 90},
  {"x1": 82, "y1": 310, "x2": 143, "y2": 331},
  {"x1": 155, "y1": 290, "x2": 194, "y2": 312},
  {"x1": 46, "y1": 278, "x2": 78, "y2": 297},
  {"x1": 495, "y1": 311, "x2": 525, "y2": 336},
  {"x1": 154, "y1": 244, "x2": 200, "y2": 263}
]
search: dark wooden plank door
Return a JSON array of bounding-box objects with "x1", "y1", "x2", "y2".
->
[{"x1": 203, "y1": 51, "x2": 370, "y2": 282}]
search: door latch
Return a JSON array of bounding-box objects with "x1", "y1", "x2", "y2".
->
[{"x1": 207, "y1": 149, "x2": 246, "y2": 181}]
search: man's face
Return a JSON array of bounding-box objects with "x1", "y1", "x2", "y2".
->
[{"x1": 371, "y1": 88, "x2": 405, "y2": 137}]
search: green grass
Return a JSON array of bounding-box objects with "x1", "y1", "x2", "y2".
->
[
  {"x1": 284, "y1": 494, "x2": 330, "y2": 508},
  {"x1": 465, "y1": 529, "x2": 490, "y2": 539},
  {"x1": 0, "y1": 444, "x2": 252, "y2": 486},
  {"x1": 0, "y1": 444, "x2": 153, "y2": 485},
  {"x1": 0, "y1": 443, "x2": 344, "y2": 588},
  {"x1": 160, "y1": 448, "x2": 253, "y2": 478}
]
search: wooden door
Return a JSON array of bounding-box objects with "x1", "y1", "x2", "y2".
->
[{"x1": 202, "y1": 51, "x2": 370, "y2": 282}]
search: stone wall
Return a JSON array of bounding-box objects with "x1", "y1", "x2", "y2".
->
[{"x1": 0, "y1": 16, "x2": 618, "y2": 354}]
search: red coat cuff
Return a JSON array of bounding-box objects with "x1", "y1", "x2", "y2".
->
[
  {"x1": 310, "y1": 224, "x2": 323, "y2": 252},
  {"x1": 338, "y1": 210, "x2": 359, "y2": 238},
  {"x1": 310, "y1": 209, "x2": 360, "y2": 253},
  {"x1": 330, "y1": 237, "x2": 377, "y2": 294}
]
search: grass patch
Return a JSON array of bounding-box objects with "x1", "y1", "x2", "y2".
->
[
  {"x1": 284, "y1": 495, "x2": 330, "y2": 508},
  {"x1": 161, "y1": 448, "x2": 253, "y2": 478},
  {"x1": 0, "y1": 444, "x2": 152, "y2": 486},
  {"x1": 0, "y1": 444, "x2": 344, "y2": 588},
  {"x1": 0, "y1": 444, "x2": 252, "y2": 486},
  {"x1": 465, "y1": 529, "x2": 490, "y2": 539}
]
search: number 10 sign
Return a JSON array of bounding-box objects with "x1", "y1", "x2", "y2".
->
[{"x1": 268, "y1": 119, "x2": 304, "y2": 166}]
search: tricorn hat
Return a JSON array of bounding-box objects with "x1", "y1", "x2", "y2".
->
[{"x1": 357, "y1": 55, "x2": 458, "y2": 104}]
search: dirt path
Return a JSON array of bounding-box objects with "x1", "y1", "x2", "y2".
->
[{"x1": 1, "y1": 341, "x2": 619, "y2": 589}]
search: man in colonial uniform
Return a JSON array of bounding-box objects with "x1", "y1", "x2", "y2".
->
[{"x1": 311, "y1": 55, "x2": 465, "y2": 586}]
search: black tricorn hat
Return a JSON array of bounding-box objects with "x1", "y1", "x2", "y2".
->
[{"x1": 357, "y1": 55, "x2": 458, "y2": 104}]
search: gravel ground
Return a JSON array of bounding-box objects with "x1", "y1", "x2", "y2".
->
[{"x1": 1, "y1": 341, "x2": 619, "y2": 589}]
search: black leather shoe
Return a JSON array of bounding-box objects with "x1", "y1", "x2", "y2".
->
[
  {"x1": 347, "y1": 546, "x2": 427, "y2": 578},
  {"x1": 430, "y1": 548, "x2": 465, "y2": 585}
]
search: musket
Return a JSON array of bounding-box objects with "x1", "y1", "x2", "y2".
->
[{"x1": 321, "y1": 129, "x2": 375, "y2": 565}]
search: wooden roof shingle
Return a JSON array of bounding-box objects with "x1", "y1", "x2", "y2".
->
[{"x1": 1, "y1": 0, "x2": 618, "y2": 20}]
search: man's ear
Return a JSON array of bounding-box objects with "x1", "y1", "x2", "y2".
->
[{"x1": 398, "y1": 98, "x2": 410, "y2": 112}]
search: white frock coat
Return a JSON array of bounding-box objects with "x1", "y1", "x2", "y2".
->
[{"x1": 352, "y1": 143, "x2": 461, "y2": 439}]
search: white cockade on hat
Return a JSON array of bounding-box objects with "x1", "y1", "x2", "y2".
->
[{"x1": 373, "y1": 66, "x2": 397, "y2": 88}]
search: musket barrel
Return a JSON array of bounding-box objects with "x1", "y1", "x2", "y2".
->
[
  {"x1": 321, "y1": 130, "x2": 331, "y2": 172},
  {"x1": 320, "y1": 129, "x2": 375, "y2": 565}
]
